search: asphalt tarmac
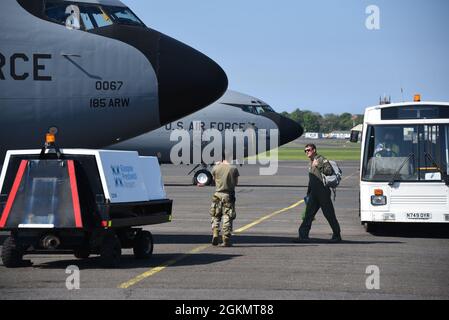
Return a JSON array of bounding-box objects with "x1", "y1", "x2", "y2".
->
[{"x1": 1, "y1": 161, "x2": 449, "y2": 300}]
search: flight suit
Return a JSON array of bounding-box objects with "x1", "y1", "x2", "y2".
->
[
  {"x1": 210, "y1": 163, "x2": 239, "y2": 246},
  {"x1": 298, "y1": 154, "x2": 341, "y2": 239}
]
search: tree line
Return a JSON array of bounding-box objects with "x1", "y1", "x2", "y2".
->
[{"x1": 280, "y1": 109, "x2": 364, "y2": 133}]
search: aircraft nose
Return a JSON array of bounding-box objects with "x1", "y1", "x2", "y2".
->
[
  {"x1": 89, "y1": 25, "x2": 227, "y2": 128},
  {"x1": 157, "y1": 34, "x2": 228, "y2": 125},
  {"x1": 261, "y1": 113, "x2": 304, "y2": 146},
  {"x1": 278, "y1": 115, "x2": 303, "y2": 145}
]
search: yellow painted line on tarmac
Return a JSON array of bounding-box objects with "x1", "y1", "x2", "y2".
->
[
  {"x1": 118, "y1": 244, "x2": 210, "y2": 289},
  {"x1": 234, "y1": 199, "x2": 304, "y2": 234},
  {"x1": 117, "y1": 199, "x2": 304, "y2": 289}
]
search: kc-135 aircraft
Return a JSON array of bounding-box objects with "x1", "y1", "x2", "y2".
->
[
  {"x1": 110, "y1": 90, "x2": 304, "y2": 185},
  {"x1": 0, "y1": 0, "x2": 228, "y2": 160}
]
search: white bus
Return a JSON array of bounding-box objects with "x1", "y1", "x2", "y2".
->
[{"x1": 352, "y1": 97, "x2": 449, "y2": 232}]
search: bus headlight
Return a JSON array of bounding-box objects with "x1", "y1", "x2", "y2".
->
[{"x1": 371, "y1": 195, "x2": 387, "y2": 206}]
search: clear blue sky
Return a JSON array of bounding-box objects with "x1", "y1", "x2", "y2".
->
[{"x1": 123, "y1": 0, "x2": 449, "y2": 115}]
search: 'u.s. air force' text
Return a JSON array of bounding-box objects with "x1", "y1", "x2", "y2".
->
[{"x1": 166, "y1": 121, "x2": 252, "y2": 131}]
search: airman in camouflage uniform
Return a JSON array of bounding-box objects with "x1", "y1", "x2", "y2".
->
[{"x1": 210, "y1": 159, "x2": 239, "y2": 247}]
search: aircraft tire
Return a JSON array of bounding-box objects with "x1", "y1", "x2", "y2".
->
[{"x1": 193, "y1": 169, "x2": 213, "y2": 186}]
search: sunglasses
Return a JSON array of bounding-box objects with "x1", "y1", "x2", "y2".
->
[{"x1": 304, "y1": 148, "x2": 313, "y2": 153}]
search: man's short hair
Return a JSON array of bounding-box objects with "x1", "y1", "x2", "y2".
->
[{"x1": 305, "y1": 143, "x2": 317, "y2": 151}]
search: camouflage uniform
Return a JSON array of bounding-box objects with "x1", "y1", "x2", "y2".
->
[
  {"x1": 210, "y1": 193, "x2": 236, "y2": 237},
  {"x1": 210, "y1": 162, "x2": 239, "y2": 246}
]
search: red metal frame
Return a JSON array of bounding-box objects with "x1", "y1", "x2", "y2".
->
[
  {"x1": 0, "y1": 160, "x2": 28, "y2": 228},
  {"x1": 67, "y1": 160, "x2": 83, "y2": 228}
]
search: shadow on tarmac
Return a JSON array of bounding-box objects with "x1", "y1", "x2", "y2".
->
[
  {"x1": 154, "y1": 234, "x2": 402, "y2": 245},
  {"x1": 27, "y1": 252, "x2": 242, "y2": 270},
  {"x1": 366, "y1": 223, "x2": 449, "y2": 239}
]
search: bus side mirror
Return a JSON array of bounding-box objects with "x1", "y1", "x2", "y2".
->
[{"x1": 350, "y1": 130, "x2": 359, "y2": 143}]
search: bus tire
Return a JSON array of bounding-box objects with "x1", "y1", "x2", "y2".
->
[{"x1": 364, "y1": 222, "x2": 376, "y2": 233}]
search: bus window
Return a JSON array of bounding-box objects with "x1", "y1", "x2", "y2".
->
[
  {"x1": 363, "y1": 125, "x2": 418, "y2": 181},
  {"x1": 419, "y1": 125, "x2": 448, "y2": 181},
  {"x1": 381, "y1": 105, "x2": 449, "y2": 120}
]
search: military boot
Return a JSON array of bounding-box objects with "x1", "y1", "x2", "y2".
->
[
  {"x1": 221, "y1": 235, "x2": 232, "y2": 247},
  {"x1": 211, "y1": 228, "x2": 220, "y2": 246}
]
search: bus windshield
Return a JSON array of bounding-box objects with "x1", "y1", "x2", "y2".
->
[{"x1": 362, "y1": 124, "x2": 449, "y2": 182}]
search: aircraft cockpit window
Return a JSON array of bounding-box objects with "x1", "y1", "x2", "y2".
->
[
  {"x1": 103, "y1": 6, "x2": 146, "y2": 27},
  {"x1": 239, "y1": 105, "x2": 257, "y2": 115},
  {"x1": 227, "y1": 104, "x2": 274, "y2": 115},
  {"x1": 90, "y1": 8, "x2": 113, "y2": 28},
  {"x1": 80, "y1": 12, "x2": 95, "y2": 31},
  {"x1": 262, "y1": 105, "x2": 275, "y2": 113},
  {"x1": 239, "y1": 105, "x2": 272, "y2": 115},
  {"x1": 45, "y1": 1, "x2": 113, "y2": 30},
  {"x1": 45, "y1": 2, "x2": 80, "y2": 28},
  {"x1": 255, "y1": 106, "x2": 266, "y2": 114}
]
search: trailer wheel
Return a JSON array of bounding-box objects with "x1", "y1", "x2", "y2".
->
[
  {"x1": 1, "y1": 236, "x2": 24, "y2": 268},
  {"x1": 133, "y1": 231, "x2": 153, "y2": 259},
  {"x1": 100, "y1": 234, "x2": 121, "y2": 267},
  {"x1": 193, "y1": 169, "x2": 213, "y2": 186},
  {"x1": 74, "y1": 247, "x2": 90, "y2": 259}
]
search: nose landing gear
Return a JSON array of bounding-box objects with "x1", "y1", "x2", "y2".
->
[{"x1": 189, "y1": 164, "x2": 214, "y2": 186}]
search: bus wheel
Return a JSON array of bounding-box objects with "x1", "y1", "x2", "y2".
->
[{"x1": 364, "y1": 222, "x2": 376, "y2": 233}]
